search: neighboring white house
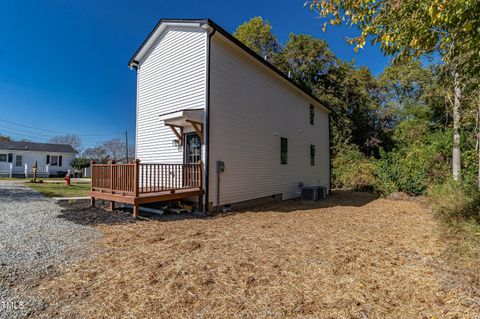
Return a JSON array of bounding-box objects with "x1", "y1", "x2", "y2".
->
[
  {"x1": 0, "y1": 141, "x2": 76, "y2": 177},
  {"x1": 129, "y1": 18, "x2": 331, "y2": 211}
]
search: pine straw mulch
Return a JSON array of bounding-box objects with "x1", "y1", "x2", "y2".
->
[{"x1": 36, "y1": 191, "x2": 480, "y2": 318}]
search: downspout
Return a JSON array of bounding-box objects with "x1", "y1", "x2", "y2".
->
[{"x1": 203, "y1": 24, "x2": 216, "y2": 213}]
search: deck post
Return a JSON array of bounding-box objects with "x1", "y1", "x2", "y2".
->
[
  {"x1": 133, "y1": 159, "x2": 140, "y2": 218},
  {"x1": 133, "y1": 159, "x2": 140, "y2": 197},
  {"x1": 90, "y1": 160, "x2": 96, "y2": 207},
  {"x1": 133, "y1": 205, "x2": 139, "y2": 218},
  {"x1": 109, "y1": 160, "x2": 116, "y2": 194}
]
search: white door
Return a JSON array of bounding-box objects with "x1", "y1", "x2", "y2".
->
[{"x1": 13, "y1": 155, "x2": 23, "y2": 172}]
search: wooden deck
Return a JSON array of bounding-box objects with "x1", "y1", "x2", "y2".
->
[{"x1": 89, "y1": 160, "x2": 203, "y2": 217}]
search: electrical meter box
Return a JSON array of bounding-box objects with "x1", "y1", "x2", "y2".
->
[{"x1": 216, "y1": 161, "x2": 225, "y2": 173}]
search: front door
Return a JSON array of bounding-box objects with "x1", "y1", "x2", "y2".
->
[
  {"x1": 184, "y1": 133, "x2": 201, "y2": 188},
  {"x1": 15, "y1": 155, "x2": 23, "y2": 171}
]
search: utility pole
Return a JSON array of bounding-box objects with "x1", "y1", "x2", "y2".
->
[{"x1": 125, "y1": 130, "x2": 129, "y2": 163}]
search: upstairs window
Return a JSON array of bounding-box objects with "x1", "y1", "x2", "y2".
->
[
  {"x1": 310, "y1": 145, "x2": 315, "y2": 166},
  {"x1": 281, "y1": 137, "x2": 288, "y2": 165},
  {"x1": 310, "y1": 105, "x2": 314, "y2": 125}
]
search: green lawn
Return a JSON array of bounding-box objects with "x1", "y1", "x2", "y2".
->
[
  {"x1": 0, "y1": 177, "x2": 65, "y2": 181},
  {"x1": 26, "y1": 182, "x2": 90, "y2": 197}
]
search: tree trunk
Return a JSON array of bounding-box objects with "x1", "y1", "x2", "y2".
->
[
  {"x1": 452, "y1": 72, "x2": 461, "y2": 181},
  {"x1": 477, "y1": 88, "x2": 480, "y2": 191}
]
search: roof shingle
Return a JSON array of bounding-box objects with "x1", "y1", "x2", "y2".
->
[{"x1": 0, "y1": 141, "x2": 76, "y2": 153}]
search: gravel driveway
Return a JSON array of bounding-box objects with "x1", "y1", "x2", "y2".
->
[{"x1": 0, "y1": 180, "x2": 100, "y2": 319}]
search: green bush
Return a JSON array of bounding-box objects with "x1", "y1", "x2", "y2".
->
[
  {"x1": 429, "y1": 180, "x2": 480, "y2": 224},
  {"x1": 71, "y1": 158, "x2": 91, "y2": 170},
  {"x1": 373, "y1": 126, "x2": 451, "y2": 195},
  {"x1": 332, "y1": 144, "x2": 377, "y2": 191}
]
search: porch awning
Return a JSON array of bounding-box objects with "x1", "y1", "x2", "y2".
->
[
  {"x1": 159, "y1": 109, "x2": 204, "y2": 127},
  {"x1": 159, "y1": 109, "x2": 205, "y2": 144}
]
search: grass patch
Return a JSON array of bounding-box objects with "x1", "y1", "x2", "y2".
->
[
  {"x1": 428, "y1": 180, "x2": 480, "y2": 252},
  {"x1": 0, "y1": 177, "x2": 66, "y2": 181},
  {"x1": 26, "y1": 182, "x2": 90, "y2": 197}
]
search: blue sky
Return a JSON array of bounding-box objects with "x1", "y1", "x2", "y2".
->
[{"x1": 0, "y1": 0, "x2": 389, "y2": 149}]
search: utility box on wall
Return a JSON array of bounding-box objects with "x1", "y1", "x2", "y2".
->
[{"x1": 216, "y1": 161, "x2": 225, "y2": 173}]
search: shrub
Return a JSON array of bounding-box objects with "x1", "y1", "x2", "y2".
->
[
  {"x1": 429, "y1": 180, "x2": 480, "y2": 224},
  {"x1": 332, "y1": 145, "x2": 377, "y2": 191},
  {"x1": 374, "y1": 128, "x2": 451, "y2": 195},
  {"x1": 71, "y1": 158, "x2": 91, "y2": 170}
]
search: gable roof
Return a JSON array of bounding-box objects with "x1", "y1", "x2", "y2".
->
[
  {"x1": 0, "y1": 141, "x2": 76, "y2": 153},
  {"x1": 128, "y1": 18, "x2": 331, "y2": 112}
]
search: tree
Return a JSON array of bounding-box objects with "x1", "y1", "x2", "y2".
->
[
  {"x1": 307, "y1": 0, "x2": 479, "y2": 72},
  {"x1": 102, "y1": 138, "x2": 125, "y2": 161},
  {"x1": 0, "y1": 135, "x2": 11, "y2": 141},
  {"x1": 274, "y1": 33, "x2": 336, "y2": 95},
  {"x1": 48, "y1": 134, "x2": 82, "y2": 153},
  {"x1": 71, "y1": 158, "x2": 90, "y2": 170},
  {"x1": 82, "y1": 146, "x2": 109, "y2": 163},
  {"x1": 233, "y1": 17, "x2": 281, "y2": 61},
  {"x1": 308, "y1": 0, "x2": 479, "y2": 181}
]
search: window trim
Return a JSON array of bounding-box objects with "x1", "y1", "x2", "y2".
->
[
  {"x1": 310, "y1": 104, "x2": 315, "y2": 125},
  {"x1": 51, "y1": 155, "x2": 59, "y2": 166},
  {"x1": 15, "y1": 155, "x2": 22, "y2": 167},
  {"x1": 280, "y1": 137, "x2": 288, "y2": 165},
  {"x1": 310, "y1": 144, "x2": 315, "y2": 166}
]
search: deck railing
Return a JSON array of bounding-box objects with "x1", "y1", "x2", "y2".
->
[{"x1": 91, "y1": 160, "x2": 202, "y2": 196}]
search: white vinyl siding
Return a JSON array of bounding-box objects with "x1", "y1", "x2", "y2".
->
[
  {"x1": 209, "y1": 35, "x2": 330, "y2": 206},
  {"x1": 0, "y1": 151, "x2": 75, "y2": 174},
  {"x1": 135, "y1": 26, "x2": 207, "y2": 164}
]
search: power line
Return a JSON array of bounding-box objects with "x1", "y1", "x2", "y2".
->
[
  {"x1": 0, "y1": 126, "x2": 57, "y2": 138},
  {"x1": 0, "y1": 118, "x2": 124, "y2": 137},
  {"x1": 0, "y1": 128, "x2": 46, "y2": 142}
]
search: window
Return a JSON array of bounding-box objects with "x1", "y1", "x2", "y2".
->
[
  {"x1": 8, "y1": 153, "x2": 13, "y2": 163},
  {"x1": 50, "y1": 155, "x2": 63, "y2": 167},
  {"x1": 15, "y1": 155, "x2": 22, "y2": 167},
  {"x1": 310, "y1": 145, "x2": 315, "y2": 166},
  {"x1": 310, "y1": 105, "x2": 314, "y2": 125},
  {"x1": 0, "y1": 154, "x2": 6, "y2": 162},
  {"x1": 280, "y1": 137, "x2": 288, "y2": 165}
]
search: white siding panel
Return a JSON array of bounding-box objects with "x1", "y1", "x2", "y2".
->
[
  {"x1": 136, "y1": 26, "x2": 207, "y2": 164},
  {"x1": 0, "y1": 151, "x2": 75, "y2": 174},
  {"x1": 209, "y1": 36, "x2": 330, "y2": 206}
]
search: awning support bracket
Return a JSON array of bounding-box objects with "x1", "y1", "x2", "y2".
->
[
  {"x1": 186, "y1": 120, "x2": 204, "y2": 144},
  {"x1": 167, "y1": 124, "x2": 184, "y2": 145}
]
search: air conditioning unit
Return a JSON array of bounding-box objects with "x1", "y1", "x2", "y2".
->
[{"x1": 302, "y1": 186, "x2": 327, "y2": 201}]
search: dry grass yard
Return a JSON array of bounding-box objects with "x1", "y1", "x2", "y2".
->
[{"x1": 37, "y1": 192, "x2": 480, "y2": 318}]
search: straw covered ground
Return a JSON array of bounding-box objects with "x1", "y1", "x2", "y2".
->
[{"x1": 36, "y1": 191, "x2": 480, "y2": 318}]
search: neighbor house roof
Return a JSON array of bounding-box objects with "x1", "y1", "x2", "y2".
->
[
  {"x1": 0, "y1": 141, "x2": 76, "y2": 153},
  {"x1": 128, "y1": 18, "x2": 331, "y2": 112}
]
